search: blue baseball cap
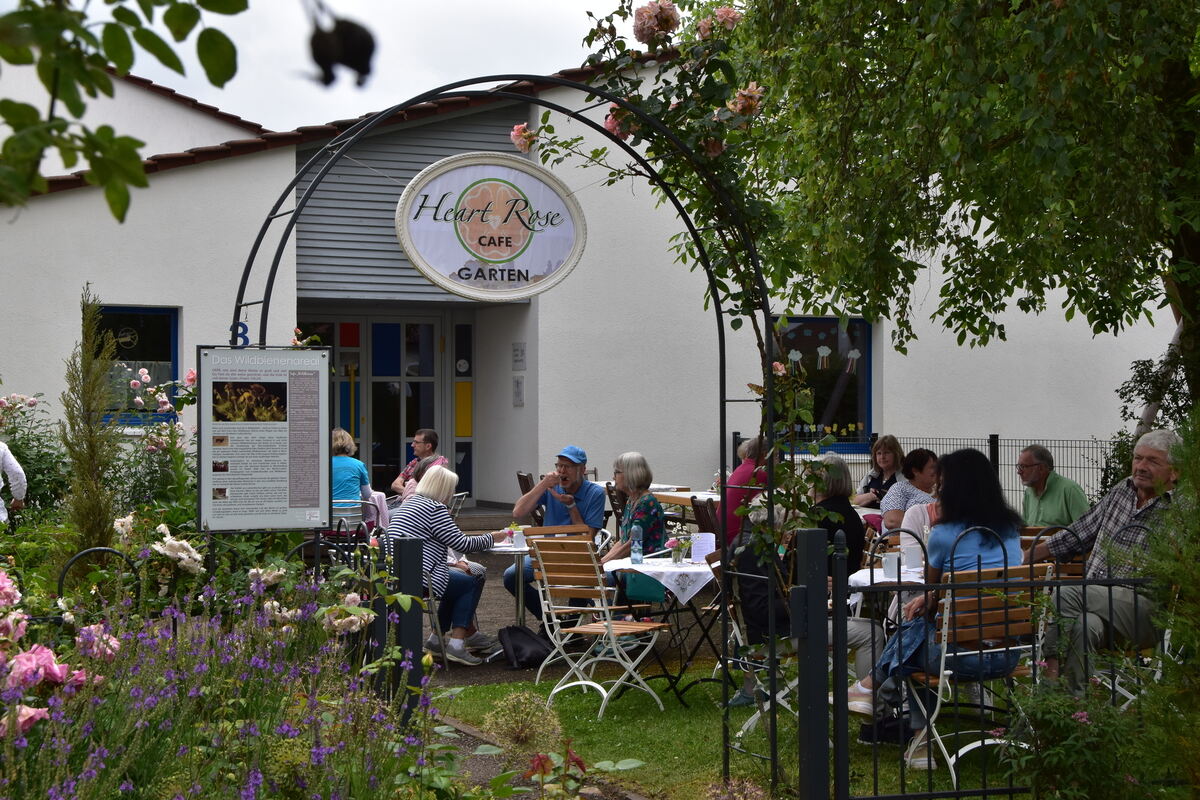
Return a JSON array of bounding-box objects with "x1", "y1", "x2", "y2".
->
[{"x1": 557, "y1": 445, "x2": 588, "y2": 464}]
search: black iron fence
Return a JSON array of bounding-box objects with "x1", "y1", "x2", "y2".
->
[{"x1": 726, "y1": 526, "x2": 1167, "y2": 798}]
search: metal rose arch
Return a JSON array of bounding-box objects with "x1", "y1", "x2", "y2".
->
[{"x1": 229, "y1": 73, "x2": 797, "y2": 787}]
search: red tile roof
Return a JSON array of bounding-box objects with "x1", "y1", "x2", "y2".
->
[{"x1": 44, "y1": 67, "x2": 602, "y2": 195}]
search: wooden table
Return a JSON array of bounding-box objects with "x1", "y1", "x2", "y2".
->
[{"x1": 652, "y1": 490, "x2": 716, "y2": 507}]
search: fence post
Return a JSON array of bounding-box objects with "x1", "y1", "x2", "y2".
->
[
  {"x1": 389, "y1": 536, "x2": 425, "y2": 719},
  {"x1": 830, "y1": 530, "x2": 849, "y2": 800},
  {"x1": 791, "y1": 528, "x2": 830, "y2": 799},
  {"x1": 731, "y1": 430, "x2": 741, "y2": 471},
  {"x1": 988, "y1": 433, "x2": 1000, "y2": 474}
]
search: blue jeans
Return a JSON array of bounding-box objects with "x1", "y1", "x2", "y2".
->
[
  {"x1": 872, "y1": 617, "x2": 1020, "y2": 729},
  {"x1": 503, "y1": 561, "x2": 541, "y2": 622},
  {"x1": 438, "y1": 568, "x2": 485, "y2": 632}
]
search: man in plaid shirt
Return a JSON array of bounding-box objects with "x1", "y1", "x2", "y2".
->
[{"x1": 1027, "y1": 429, "x2": 1181, "y2": 691}]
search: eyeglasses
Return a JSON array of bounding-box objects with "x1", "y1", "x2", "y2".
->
[
  {"x1": 1015, "y1": 462, "x2": 1044, "y2": 472},
  {"x1": 613, "y1": 469, "x2": 624, "y2": 474}
]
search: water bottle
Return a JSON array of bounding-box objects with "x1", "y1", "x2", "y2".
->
[{"x1": 630, "y1": 524, "x2": 643, "y2": 564}]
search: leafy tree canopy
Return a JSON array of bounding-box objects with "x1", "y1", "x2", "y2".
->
[{"x1": 0, "y1": 0, "x2": 247, "y2": 220}]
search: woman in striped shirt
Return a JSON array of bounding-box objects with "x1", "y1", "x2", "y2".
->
[{"x1": 385, "y1": 465, "x2": 506, "y2": 665}]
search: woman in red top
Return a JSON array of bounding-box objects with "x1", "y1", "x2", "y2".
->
[{"x1": 723, "y1": 435, "x2": 768, "y2": 543}]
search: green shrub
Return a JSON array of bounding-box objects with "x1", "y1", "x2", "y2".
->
[
  {"x1": 59, "y1": 287, "x2": 122, "y2": 551},
  {"x1": 481, "y1": 689, "x2": 564, "y2": 756}
]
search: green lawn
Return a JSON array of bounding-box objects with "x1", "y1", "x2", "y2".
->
[{"x1": 443, "y1": 668, "x2": 1017, "y2": 800}]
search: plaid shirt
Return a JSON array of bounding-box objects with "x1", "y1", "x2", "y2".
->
[{"x1": 1045, "y1": 478, "x2": 1172, "y2": 580}]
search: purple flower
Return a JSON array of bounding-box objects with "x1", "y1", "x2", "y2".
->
[
  {"x1": 275, "y1": 722, "x2": 300, "y2": 738},
  {"x1": 1072, "y1": 710, "x2": 1090, "y2": 724},
  {"x1": 119, "y1": 781, "x2": 134, "y2": 792},
  {"x1": 240, "y1": 768, "x2": 263, "y2": 800}
]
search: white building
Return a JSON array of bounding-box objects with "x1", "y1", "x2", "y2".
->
[{"x1": 0, "y1": 70, "x2": 1175, "y2": 509}]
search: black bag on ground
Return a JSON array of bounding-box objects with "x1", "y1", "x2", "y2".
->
[{"x1": 498, "y1": 625, "x2": 552, "y2": 669}]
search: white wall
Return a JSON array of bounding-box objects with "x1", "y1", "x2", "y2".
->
[
  {"x1": 0, "y1": 148, "x2": 299, "y2": 428},
  {"x1": 870, "y1": 274, "x2": 1177, "y2": 440},
  {"x1": 5, "y1": 65, "x2": 261, "y2": 177},
  {"x1": 472, "y1": 301, "x2": 539, "y2": 505}
]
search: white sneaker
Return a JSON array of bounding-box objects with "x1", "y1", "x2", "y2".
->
[
  {"x1": 906, "y1": 737, "x2": 939, "y2": 770},
  {"x1": 444, "y1": 643, "x2": 483, "y2": 666},
  {"x1": 846, "y1": 685, "x2": 875, "y2": 717}
]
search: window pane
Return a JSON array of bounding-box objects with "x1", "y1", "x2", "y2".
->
[
  {"x1": 778, "y1": 317, "x2": 870, "y2": 444},
  {"x1": 404, "y1": 323, "x2": 435, "y2": 377},
  {"x1": 405, "y1": 382, "x2": 435, "y2": 434},
  {"x1": 100, "y1": 307, "x2": 177, "y2": 416},
  {"x1": 370, "y1": 381, "x2": 402, "y2": 489}
]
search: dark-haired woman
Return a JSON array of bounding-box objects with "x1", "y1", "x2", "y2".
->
[
  {"x1": 844, "y1": 448, "x2": 1022, "y2": 770},
  {"x1": 880, "y1": 448, "x2": 938, "y2": 531}
]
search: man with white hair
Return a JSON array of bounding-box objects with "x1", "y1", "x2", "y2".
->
[{"x1": 1026, "y1": 428, "x2": 1181, "y2": 690}]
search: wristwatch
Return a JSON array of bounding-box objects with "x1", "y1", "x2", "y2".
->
[{"x1": 564, "y1": 502, "x2": 576, "y2": 509}]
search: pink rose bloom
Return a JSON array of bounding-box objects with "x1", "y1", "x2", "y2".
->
[
  {"x1": 76, "y1": 624, "x2": 120, "y2": 662},
  {"x1": 604, "y1": 103, "x2": 637, "y2": 141},
  {"x1": 633, "y1": 0, "x2": 680, "y2": 46},
  {"x1": 701, "y1": 138, "x2": 726, "y2": 158},
  {"x1": 6, "y1": 646, "x2": 51, "y2": 688},
  {"x1": 772, "y1": 361, "x2": 786, "y2": 376},
  {"x1": 1072, "y1": 710, "x2": 1090, "y2": 724},
  {"x1": 184, "y1": 368, "x2": 197, "y2": 387},
  {"x1": 24, "y1": 398, "x2": 36, "y2": 408},
  {"x1": 665, "y1": 538, "x2": 679, "y2": 549},
  {"x1": 0, "y1": 705, "x2": 48, "y2": 736},
  {"x1": 0, "y1": 611, "x2": 28, "y2": 643},
  {"x1": 728, "y1": 82, "x2": 766, "y2": 117},
  {"x1": 133, "y1": 396, "x2": 145, "y2": 409},
  {"x1": 510, "y1": 122, "x2": 537, "y2": 154},
  {"x1": 714, "y1": 6, "x2": 743, "y2": 30},
  {"x1": 0, "y1": 399, "x2": 8, "y2": 409},
  {"x1": 697, "y1": 17, "x2": 714, "y2": 39},
  {"x1": 129, "y1": 380, "x2": 141, "y2": 390},
  {"x1": 0, "y1": 572, "x2": 21, "y2": 608}
]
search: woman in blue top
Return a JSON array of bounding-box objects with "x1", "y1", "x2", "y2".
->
[
  {"x1": 845, "y1": 448, "x2": 1023, "y2": 770},
  {"x1": 331, "y1": 428, "x2": 371, "y2": 503}
]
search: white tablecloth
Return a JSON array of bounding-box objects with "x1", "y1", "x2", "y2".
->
[{"x1": 603, "y1": 557, "x2": 714, "y2": 604}]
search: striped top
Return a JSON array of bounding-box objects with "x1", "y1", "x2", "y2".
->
[{"x1": 385, "y1": 494, "x2": 493, "y2": 596}]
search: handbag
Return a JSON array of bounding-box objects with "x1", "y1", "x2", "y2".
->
[
  {"x1": 497, "y1": 625, "x2": 552, "y2": 669},
  {"x1": 880, "y1": 616, "x2": 937, "y2": 679}
]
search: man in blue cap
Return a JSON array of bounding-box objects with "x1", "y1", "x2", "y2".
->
[{"x1": 504, "y1": 445, "x2": 606, "y2": 625}]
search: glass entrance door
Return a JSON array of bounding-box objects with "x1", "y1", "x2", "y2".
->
[{"x1": 368, "y1": 319, "x2": 440, "y2": 489}]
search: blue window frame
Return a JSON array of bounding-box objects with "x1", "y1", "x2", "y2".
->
[
  {"x1": 776, "y1": 316, "x2": 872, "y2": 453},
  {"x1": 100, "y1": 306, "x2": 179, "y2": 424}
]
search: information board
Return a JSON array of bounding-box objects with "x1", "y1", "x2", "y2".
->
[{"x1": 196, "y1": 347, "x2": 331, "y2": 531}]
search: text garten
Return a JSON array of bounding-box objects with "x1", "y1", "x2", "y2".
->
[
  {"x1": 412, "y1": 192, "x2": 563, "y2": 231},
  {"x1": 456, "y1": 265, "x2": 530, "y2": 282}
]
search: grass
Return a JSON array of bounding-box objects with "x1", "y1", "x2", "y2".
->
[{"x1": 443, "y1": 664, "x2": 1021, "y2": 800}]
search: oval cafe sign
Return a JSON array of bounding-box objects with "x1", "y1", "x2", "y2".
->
[{"x1": 395, "y1": 152, "x2": 587, "y2": 301}]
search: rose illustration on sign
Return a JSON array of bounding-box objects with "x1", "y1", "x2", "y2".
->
[
  {"x1": 396, "y1": 153, "x2": 586, "y2": 302},
  {"x1": 455, "y1": 179, "x2": 534, "y2": 263}
]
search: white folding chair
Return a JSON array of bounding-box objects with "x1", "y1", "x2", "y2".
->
[{"x1": 530, "y1": 537, "x2": 671, "y2": 719}]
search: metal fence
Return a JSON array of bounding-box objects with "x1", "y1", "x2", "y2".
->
[
  {"x1": 727, "y1": 526, "x2": 1166, "y2": 799},
  {"x1": 732, "y1": 431, "x2": 1122, "y2": 508}
]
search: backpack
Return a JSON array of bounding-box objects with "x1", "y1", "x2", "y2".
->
[{"x1": 497, "y1": 625, "x2": 553, "y2": 669}]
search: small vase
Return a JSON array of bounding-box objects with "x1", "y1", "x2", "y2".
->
[{"x1": 671, "y1": 548, "x2": 684, "y2": 565}]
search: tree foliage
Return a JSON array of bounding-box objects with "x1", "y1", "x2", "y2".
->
[
  {"x1": 0, "y1": 0, "x2": 247, "y2": 220},
  {"x1": 563, "y1": 0, "x2": 1200, "y2": 397}
]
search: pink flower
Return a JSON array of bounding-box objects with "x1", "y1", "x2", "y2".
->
[
  {"x1": 603, "y1": 103, "x2": 638, "y2": 141},
  {"x1": 510, "y1": 122, "x2": 537, "y2": 153},
  {"x1": 0, "y1": 399, "x2": 8, "y2": 409},
  {"x1": 6, "y1": 644, "x2": 68, "y2": 688},
  {"x1": 294, "y1": 327, "x2": 302, "y2": 335},
  {"x1": 184, "y1": 368, "x2": 196, "y2": 387},
  {"x1": 0, "y1": 705, "x2": 47, "y2": 736},
  {"x1": 701, "y1": 138, "x2": 725, "y2": 158},
  {"x1": 697, "y1": 17, "x2": 714, "y2": 39},
  {"x1": 133, "y1": 396, "x2": 145, "y2": 409},
  {"x1": 138, "y1": 368, "x2": 150, "y2": 379},
  {"x1": 772, "y1": 361, "x2": 786, "y2": 376},
  {"x1": 727, "y1": 81, "x2": 766, "y2": 118},
  {"x1": 76, "y1": 624, "x2": 120, "y2": 662},
  {"x1": 1072, "y1": 710, "x2": 1090, "y2": 724},
  {"x1": 290, "y1": 338, "x2": 302, "y2": 347},
  {"x1": 0, "y1": 611, "x2": 27, "y2": 643},
  {"x1": 24, "y1": 398, "x2": 36, "y2": 408},
  {"x1": 633, "y1": 0, "x2": 680, "y2": 46},
  {"x1": 714, "y1": 6, "x2": 743, "y2": 30},
  {"x1": 129, "y1": 380, "x2": 141, "y2": 390},
  {"x1": 666, "y1": 538, "x2": 679, "y2": 549},
  {"x1": 0, "y1": 572, "x2": 21, "y2": 608}
]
